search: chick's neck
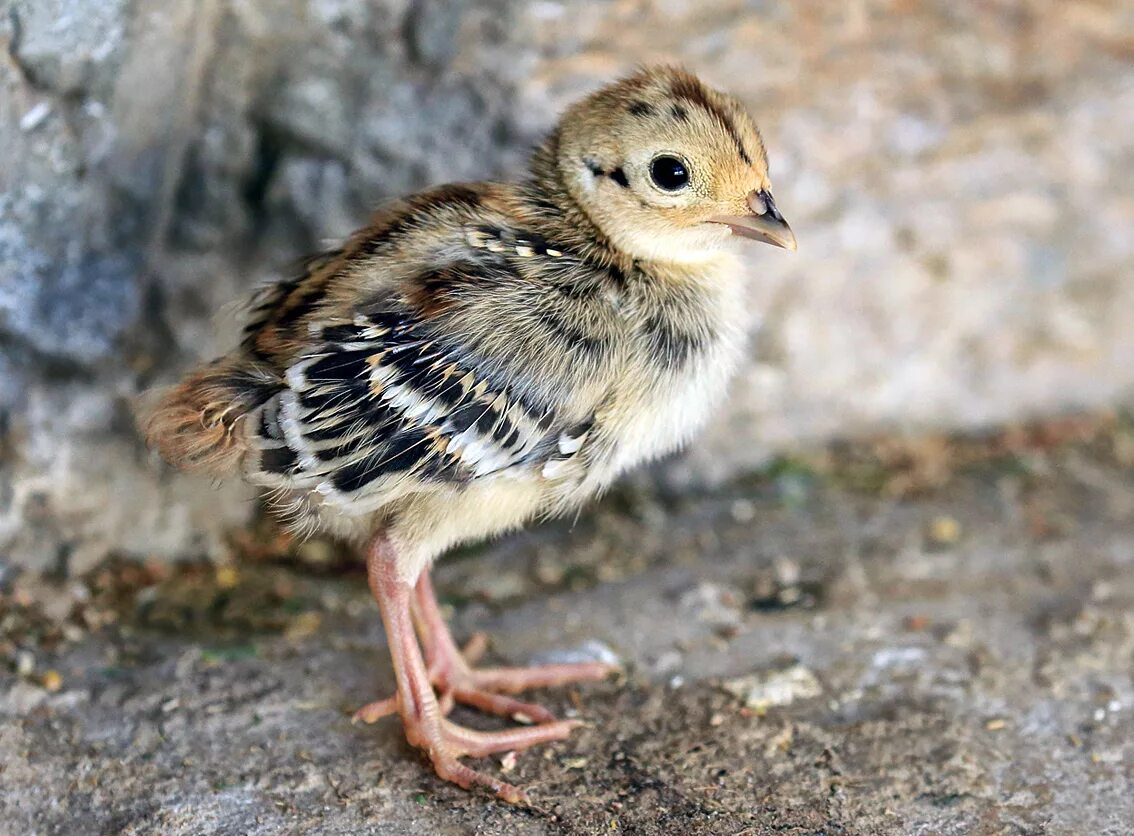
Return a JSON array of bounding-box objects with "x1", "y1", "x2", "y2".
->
[{"x1": 521, "y1": 130, "x2": 637, "y2": 279}]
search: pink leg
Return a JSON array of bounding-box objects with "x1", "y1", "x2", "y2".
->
[
  {"x1": 355, "y1": 569, "x2": 616, "y2": 725},
  {"x1": 414, "y1": 571, "x2": 615, "y2": 722},
  {"x1": 357, "y1": 535, "x2": 583, "y2": 803}
]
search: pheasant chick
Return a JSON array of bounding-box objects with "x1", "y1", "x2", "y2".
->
[{"x1": 142, "y1": 65, "x2": 795, "y2": 803}]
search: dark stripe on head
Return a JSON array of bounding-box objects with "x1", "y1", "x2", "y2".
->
[
  {"x1": 354, "y1": 214, "x2": 416, "y2": 258},
  {"x1": 618, "y1": 71, "x2": 652, "y2": 93},
  {"x1": 584, "y1": 158, "x2": 631, "y2": 189},
  {"x1": 628, "y1": 100, "x2": 653, "y2": 117},
  {"x1": 523, "y1": 192, "x2": 561, "y2": 218},
  {"x1": 607, "y1": 262, "x2": 630, "y2": 286},
  {"x1": 669, "y1": 75, "x2": 753, "y2": 166}
]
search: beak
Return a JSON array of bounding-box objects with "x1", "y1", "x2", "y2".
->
[{"x1": 709, "y1": 190, "x2": 797, "y2": 251}]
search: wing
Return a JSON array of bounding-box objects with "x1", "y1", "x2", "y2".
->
[
  {"x1": 245, "y1": 304, "x2": 595, "y2": 513},
  {"x1": 239, "y1": 247, "x2": 345, "y2": 365}
]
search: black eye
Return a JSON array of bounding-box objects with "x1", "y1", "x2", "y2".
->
[{"x1": 649, "y1": 155, "x2": 690, "y2": 191}]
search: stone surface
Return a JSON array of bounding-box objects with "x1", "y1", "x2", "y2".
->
[
  {"x1": 2, "y1": 428, "x2": 1132, "y2": 833},
  {"x1": 1, "y1": 0, "x2": 1133, "y2": 570}
]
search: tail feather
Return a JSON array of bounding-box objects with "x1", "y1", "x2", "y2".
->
[{"x1": 139, "y1": 358, "x2": 280, "y2": 476}]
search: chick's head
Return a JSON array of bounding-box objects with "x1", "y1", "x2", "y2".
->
[{"x1": 555, "y1": 65, "x2": 795, "y2": 264}]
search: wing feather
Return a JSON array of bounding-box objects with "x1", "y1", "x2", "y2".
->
[{"x1": 245, "y1": 305, "x2": 591, "y2": 511}]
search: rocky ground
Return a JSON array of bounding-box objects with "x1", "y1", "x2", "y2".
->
[{"x1": 2, "y1": 415, "x2": 1133, "y2": 835}]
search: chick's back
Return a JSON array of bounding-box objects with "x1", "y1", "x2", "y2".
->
[{"x1": 142, "y1": 182, "x2": 626, "y2": 521}]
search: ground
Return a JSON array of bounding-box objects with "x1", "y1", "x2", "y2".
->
[{"x1": 2, "y1": 417, "x2": 1133, "y2": 835}]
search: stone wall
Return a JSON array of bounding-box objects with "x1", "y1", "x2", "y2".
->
[{"x1": 2, "y1": 0, "x2": 1132, "y2": 572}]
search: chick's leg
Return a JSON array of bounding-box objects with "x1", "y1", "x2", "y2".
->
[
  {"x1": 355, "y1": 568, "x2": 615, "y2": 725},
  {"x1": 358, "y1": 534, "x2": 579, "y2": 803},
  {"x1": 413, "y1": 570, "x2": 614, "y2": 723}
]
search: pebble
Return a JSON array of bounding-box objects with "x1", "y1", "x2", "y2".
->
[
  {"x1": 4, "y1": 681, "x2": 48, "y2": 713},
  {"x1": 529, "y1": 640, "x2": 620, "y2": 668},
  {"x1": 215, "y1": 566, "x2": 241, "y2": 590},
  {"x1": 42, "y1": 670, "x2": 63, "y2": 693},
  {"x1": 927, "y1": 515, "x2": 962, "y2": 546},
  {"x1": 15, "y1": 650, "x2": 35, "y2": 677},
  {"x1": 19, "y1": 102, "x2": 52, "y2": 132},
  {"x1": 723, "y1": 664, "x2": 823, "y2": 710},
  {"x1": 729, "y1": 499, "x2": 756, "y2": 523}
]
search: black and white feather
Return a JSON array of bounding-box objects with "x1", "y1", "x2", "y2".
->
[{"x1": 245, "y1": 303, "x2": 595, "y2": 517}]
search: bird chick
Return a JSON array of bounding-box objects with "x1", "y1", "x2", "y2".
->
[{"x1": 141, "y1": 65, "x2": 794, "y2": 803}]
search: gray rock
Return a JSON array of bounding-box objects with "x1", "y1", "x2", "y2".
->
[{"x1": 1, "y1": 0, "x2": 1133, "y2": 572}]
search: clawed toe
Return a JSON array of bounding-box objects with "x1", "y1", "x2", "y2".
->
[
  {"x1": 463, "y1": 661, "x2": 615, "y2": 695},
  {"x1": 352, "y1": 696, "x2": 398, "y2": 724},
  {"x1": 442, "y1": 716, "x2": 580, "y2": 758},
  {"x1": 448, "y1": 686, "x2": 558, "y2": 724},
  {"x1": 422, "y1": 717, "x2": 579, "y2": 803},
  {"x1": 431, "y1": 752, "x2": 530, "y2": 804}
]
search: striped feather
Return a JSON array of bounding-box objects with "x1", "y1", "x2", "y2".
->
[{"x1": 245, "y1": 306, "x2": 591, "y2": 511}]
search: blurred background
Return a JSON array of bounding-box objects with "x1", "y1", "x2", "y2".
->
[
  {"x1": 2, "y1": 3, "x2": 1134, "y2": 833},
  {"x1": 1, "y1": 0, "x2": 1131, "y2": 574}
]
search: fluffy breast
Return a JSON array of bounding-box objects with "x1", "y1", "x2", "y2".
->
[{"x1": 594, "y1": 256, "x2": 750, "y2": 483}]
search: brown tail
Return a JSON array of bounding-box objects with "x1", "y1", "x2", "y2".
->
[{"x1": 139, "y1": 357, "x2": 280, "y2": 477}]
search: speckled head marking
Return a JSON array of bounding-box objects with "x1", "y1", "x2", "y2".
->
[
  {"x1": 667, "y1": 72, "x2": 754, "y2": 166},
  {"x1": 553, "y1": 65, "x2": 795, "y2": 265}
]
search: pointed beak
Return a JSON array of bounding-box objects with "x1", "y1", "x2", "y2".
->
[{"x1": 709, "y1": 190, "x2": 797, "y2": 251}]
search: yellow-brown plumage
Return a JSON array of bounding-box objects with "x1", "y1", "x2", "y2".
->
[{"x1": 141, "y1": 65, "x2": 794, "y2": 803}]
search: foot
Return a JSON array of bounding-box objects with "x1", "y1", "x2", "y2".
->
[
  {"x1": 404, "y1": 712, "x2": 582, "y2": 804},
  {"x1": 355, "y1": 570, "x2": 615, "y2": 725},
  {"x1": 426, "y1": 634, "x2": 613, "y2": 725},
  {"x1": 358, "y1": 542, "x2": 613, "y2": 803}
]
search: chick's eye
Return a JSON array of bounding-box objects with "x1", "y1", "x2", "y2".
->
[{"x1": 650, "y1": 156, "x2": 690, "y2": 191}]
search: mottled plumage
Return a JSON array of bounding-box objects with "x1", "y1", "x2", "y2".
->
[{"x1": 141, "y1": 65, "x2": 794, "y2": 803}]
